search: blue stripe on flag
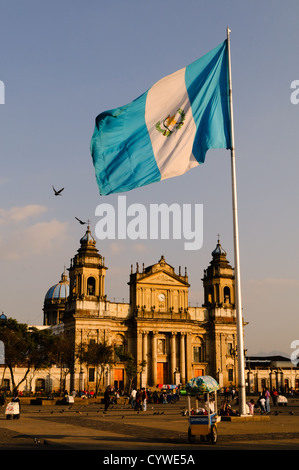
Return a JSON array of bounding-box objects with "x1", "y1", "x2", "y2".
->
[
  {"x1": 91, "y1": 91, "x2": 161, "y2": 195},
  {"x1": 185, "y1": 40, "x2": 231, "y2": 164}
]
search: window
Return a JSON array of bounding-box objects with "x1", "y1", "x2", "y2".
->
[
  {"x1": 261, "y1": 378, "x2": 267, "y2": 389},
  {"x1": 224, "y1": 286, "x2": 231, "y2": 304},
  {"x1": 87, "y1": 277, "x2": 96, "y2": 296},
  {"x1": 2, "y1": 379, "x2": 9, "y2": 391},
  {"x1": 193, "y1": 346, "x2": 202, "y2": 363},
  {"x1": 228, "y1": 369, "x2": 233, "y2": 382},
  {"x1": 35, "y1": 378, "x2": 45, "y2": 391},
  {"x1": 89, "y1": 367, "x2": 95, "y2": 382},
  {"x1": 208, "y1": 287, "x2": 213, "y2": 304},
  {"x1": 114, "y1": 334, "x2": 125, "y2": 360}
]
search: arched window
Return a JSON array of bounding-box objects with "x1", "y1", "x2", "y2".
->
[
  {"x1": 224, "y1": 286, "x2": 231, "y2": 304},
  {"x1": 193, "y1": 336, "x2": 203, "y2": 362},
  {"x1": 208, "y1": 287, "x2": 213, "y2": 304},
  {"x1": 261, "y1": 378, "x2": 267, "y2": 390},
  {"x1": 87, "y1": 277, "x2": 96, "y2": 296},
  {"x1": 114, "y1": 334, "x2": 126, "y2": 360}
]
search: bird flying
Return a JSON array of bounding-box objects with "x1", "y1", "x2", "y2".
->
[
  {"x1": 75, "y1": 217, "x2": 87, "y2": 225},
  {"x1": 52, "y1": 185, "x2": 64, "y2": 196}
]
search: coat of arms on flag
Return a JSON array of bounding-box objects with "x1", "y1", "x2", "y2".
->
[{"x1": 155, "y1": 107, "x2": 186, "y2": 137}]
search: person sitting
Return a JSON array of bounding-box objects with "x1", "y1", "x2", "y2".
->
[{"x1": 248, "y1": 399, "x2": 255, "y2": 415}]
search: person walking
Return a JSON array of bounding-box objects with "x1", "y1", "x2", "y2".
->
[
  {"x1": 130, "y1": 388, "x2": 137, "y2": 409},
  {"x1": 271, "y1": 388, "x2": 278, "y2": 406},
  {"x1": 142, "y1": 388, "x2": 147, "y2": 411},
  {"x1": 104, "y1": 387, "x2": 111, "y2": 412},
  {"x1": 11, "y1": 390, "x2": 21, "y2": 419},
  {"x1": 135, "y1": 389, "x2": 143, "y2": 411},
  {"x1": 258, "y1": 392, "x2": 266, "y2": 414},
  {"x1": 265, "y1": 388, "x2": 271, "y2": 413}
]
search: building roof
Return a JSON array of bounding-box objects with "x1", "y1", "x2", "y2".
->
[
  {"x1": 246, "y1": 355, "x2": 295, "y2": 368},
  {"x1": 45, "y1": 270, "x2": 69, "y2": 301}
]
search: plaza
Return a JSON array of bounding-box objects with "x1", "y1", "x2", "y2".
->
[{"x1": 0, "y1": 394, "x2": 298, "y2": 451}]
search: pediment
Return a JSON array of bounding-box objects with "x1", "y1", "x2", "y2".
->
[{"x1": 137, "y1": 271, "x2": 188, "y2": 287}]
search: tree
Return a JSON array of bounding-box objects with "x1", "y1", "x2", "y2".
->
[
  {"x1": 114, "y1": 346, "x2": 146, "y2": 392},
  {"x1": 79, "y1": 340, "x2": 115, "y2": 394},
  {"x1": 51, "y1": 333, "x2": 76, "y2": 393},
  {"x1": 0, "y1": 318, "x2": 57, "y2": 393}
]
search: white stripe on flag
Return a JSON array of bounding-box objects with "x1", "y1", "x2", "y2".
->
[{"x1": 145, "y1": 67, "x2": 199, "y2": 181}]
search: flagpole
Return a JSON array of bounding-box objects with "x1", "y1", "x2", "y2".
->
[{"x1": 226, "y1": 27, "x2": 247, "y2": 415}]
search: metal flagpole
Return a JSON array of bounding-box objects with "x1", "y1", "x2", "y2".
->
[{"x1": 226, "y1": 27, "x2": 247, "y2": 415}]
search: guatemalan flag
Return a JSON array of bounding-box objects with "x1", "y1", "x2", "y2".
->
[{"x1": 91, "y1": 40, "x2": 231, "y2": 196}]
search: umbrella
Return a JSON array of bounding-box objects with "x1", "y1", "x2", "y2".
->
[{"x1": 185, "y1": 375, "x2": 220, "y2": 394}]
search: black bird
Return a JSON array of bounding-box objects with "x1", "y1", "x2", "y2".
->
[
  {"x1": 75, "y1": 217, "x2": 87, "y2": 225},
  {"x1": 52, "y1": 185, "x2": 64, "y2": 196}
]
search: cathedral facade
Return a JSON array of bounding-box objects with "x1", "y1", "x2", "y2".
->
[{"x1": 43, "y1": 226, "x2": 240, "y2": 392}]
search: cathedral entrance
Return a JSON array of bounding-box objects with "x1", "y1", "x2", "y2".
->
[
  {"x1": 194, "y1": 369, "x2": 203, "y2": 377},
  {"x1": 157, "y1": 362, "x2": 168, "y2": 385},
  {"x1": 114, "y1": 369, "x2": 124, "y2": 390}
]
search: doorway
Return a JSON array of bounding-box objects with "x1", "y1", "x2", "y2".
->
[{"x1": 157, "y1": 362, "x2": 168, "y2": 384}]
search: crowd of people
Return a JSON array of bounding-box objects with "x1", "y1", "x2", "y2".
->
[
  {"x1": 1, "y1": 383, "x2": 291, "y2": 419},
  {"x1": 102, "y1": 386, "x2": 180, "y2": 412},
  {"x1": 219, "y1": 387, "x2": 283, "y2": 416}
]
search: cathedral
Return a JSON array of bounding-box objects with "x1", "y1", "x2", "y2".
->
[{"x1": 43, "y1": 225, "x2": 240, "y2": 392}]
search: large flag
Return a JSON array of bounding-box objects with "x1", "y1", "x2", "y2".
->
[{"x1": 91, "y1": 40, "x2": 231, "y2": 196}]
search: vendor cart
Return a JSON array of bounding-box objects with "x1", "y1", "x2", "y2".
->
[{"x1": 185, "y1": 375, "x2": 221, "y2": 444}]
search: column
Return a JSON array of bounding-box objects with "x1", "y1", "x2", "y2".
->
[
  {"x1": 180, "y1": 333, "x2": 186, "y2": 385},
  {"x1": 186, "y1": 332, "x2": 193, "y2": 382},
  {"x1": 136, "y1": 331, "x2": 143, "y2": 389},
  {"x1": 170, "y1": 332, "x2": 177, "y2": 383},
  {"x1": 141, "y1": 331, "x2": 148, "y2": 387},
  {"x1": 151, "y1": 331, "x2": 158, "y2": 386}
]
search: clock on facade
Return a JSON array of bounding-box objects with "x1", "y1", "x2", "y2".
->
[{"x1": 158, "y1": 293, "x2": 165, "y2": 302}]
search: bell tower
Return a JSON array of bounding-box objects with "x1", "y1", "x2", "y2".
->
[
  {"x1": 202, "y1": 237, "x2": 235, "y2": 308},
  {"x1": 202, "y1": 238, "x2": 238, "y2": 388},
  {"x1": 68, "y1": 225, "x2": 107, "y2": 301}
]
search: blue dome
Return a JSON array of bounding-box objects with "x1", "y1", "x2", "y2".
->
[{"x1": 45, "y1": 271, "x2": 69, "y2": 301}]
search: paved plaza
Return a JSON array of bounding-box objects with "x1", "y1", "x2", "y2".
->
[{"x1": 0, "y1": 395, "x2": 298, "y2": 452}]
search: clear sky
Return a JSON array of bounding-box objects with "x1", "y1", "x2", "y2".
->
[{"x1": 0, "y1": 0, "x2": 298, "y2": 356}]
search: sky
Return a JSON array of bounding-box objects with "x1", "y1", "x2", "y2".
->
[{"x1": 0, "y1": 0, "x2": 298, "y2": 357}]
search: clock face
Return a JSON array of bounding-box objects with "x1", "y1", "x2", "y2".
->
[{"x1": 158, "y1": 293, "x2": 165, "y2": 302}]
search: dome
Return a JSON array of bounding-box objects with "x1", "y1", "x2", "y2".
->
[
  {"x1": 80, "y1": 225, "x2": 96, "y2": 245},
  {"x1": 211, "y1": 238, "x2": 227, "y2": 257},
  {"x1": 45, "y1": 270, "x2": 70, "y2": 301}
]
